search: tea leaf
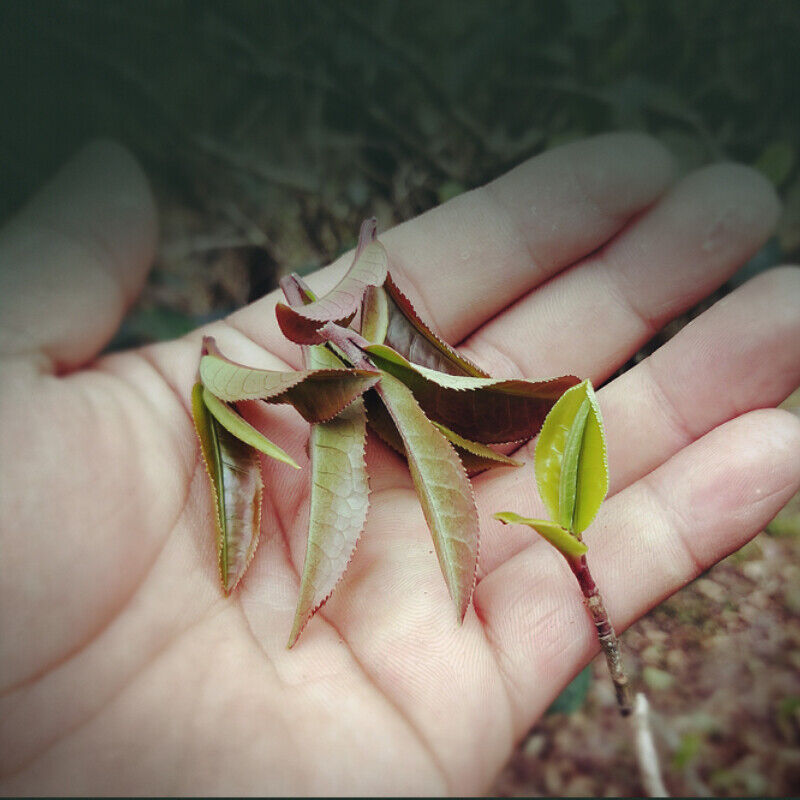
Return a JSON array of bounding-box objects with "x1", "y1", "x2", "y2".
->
[
  {"x1": 375, "y1": 372, "x2": 479, "y2": 620},
  {"x1": 431, "y1": 423, "x2": 522, "y2": 474},
  {"x1": 376, "y1": 273, "x2": 490, "y2": 376},
  {"x1": 360, "y1": 285, "x2": 389, "y2": 344},
  {"x1": 534, "y1": 379, "x2": 608, "y2": 534},
  {"x1": 276, "y1": 218, "x2": 388, "y2": 344},
  {"x1": 191, "y1": 382, "x2": 263, "y2": 594},
  {"x1": 201, "y1": 387, "x2": 299, "y2": 470},
  {"x1": 364, "y1": 390, "x2": 521, "y2": 476},
  {"x1": 200, "y1": 337, "x2": 379, "y2": 423},
  {"x1": 365, "y1": 343, "x2": 579, "y2": 443},
  {"x1": 493, "y1": 512, "x2": 587, "y2": 557},
  {"x1": 288, "y1": 345, "x2": 370, "y2": 648}
]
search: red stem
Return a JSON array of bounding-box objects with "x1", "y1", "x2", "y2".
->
[{"x1": 568, "y1": 554, "x2": 632, "y2": 716}]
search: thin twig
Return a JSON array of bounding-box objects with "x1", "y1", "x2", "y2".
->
[
  {"x1": 568, "y1": 554, "x2": 632, "y2": 716},
  {"x1": 633, "y1": 693, "x2": 670, "y2": 797}
]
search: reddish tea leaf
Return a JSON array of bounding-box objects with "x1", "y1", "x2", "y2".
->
[
  {"x1": 434, "y1": 422, "x2": 522, "y2": 474},
  {"x1": 276, "y1": 218, "x2": 388, "y2": 345},
  {"x1": 200, "y1": 336, "x2": 379, "y2": 423},
  {"x1": 201, "y1": 386, "x2": 299, "y2": 470},
  {"x1": 191, "y1": 382, "x2": 263, "y2": 594},
  {"x1": 361, "y1": 273, "x2": 490, "y2": 377},
  {"x1": 288, "y1": 345, "x2": 370, "y2": 647},
  {"x1": 375, "y1": 372, "x2": 479, "y2": 620},
  {"x1": 364, "y1": 389, "x2": 521, "y2": 476},
  {"x1": 365, "y1": 343, "x2": 579, "y2": 444}
]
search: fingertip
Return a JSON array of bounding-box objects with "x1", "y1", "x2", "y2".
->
[
  {"x1": 31, "y1": 138, "x2": 159, "y2": 299},
  {"x1": 679, "y1": 408, "x2": 800, "y2": 565},
  {"x1": 736, "y1": 265, "x2": 800, "y2": 345},
  {"x1": 669, "y1": 161, "x2": 782, "y2": 257},
  {"x1": 746, "y1": 263, "x2": 800, "y2": 314},
  {"x1": 0, "y1": 139, "x2": 158, "y2": 369},
  {"x1": 757, "y1": 407, "x2": 800, "y2": 470},
  {"x1": 569, "y1": 130, "x2": 677, "y2": 216}
]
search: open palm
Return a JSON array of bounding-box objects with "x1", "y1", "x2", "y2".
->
[{"x1": 2, "y1": 136, "x2": 799, "y2": 795}]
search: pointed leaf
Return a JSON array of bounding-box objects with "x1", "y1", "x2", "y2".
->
[
  {"x1": 276, "y1": 218, "x2": 388, "y2": 344},
  {"x1": 365, "y1": 343, "x2": 579, "y2": 444},
  {"x1": 201, "y1": 387, "x2": 300, "y2": 470},
  {"x1": 363, "y1": 386, "x2": 407, "y2": 453},
  {"x1": 364, "y1": 389, "x2": 521, "y2": 476},
  {"x1": 493, "y1": 512, "x2": 587, "y2": 557},
  {"x1": 199, "y1": 337, "x2": 379, "y2": 422},
  {"x1": 288, "y1": 345, "x2": 370, "y2": 647},
  {"x1": 534, "y1": 379, "x2": 608, "y2": 534},
  {"x1": 375, "y1": 372, "x2": 479, "y2": 620},
  {"x1": 434, "y1": 423, "x2": 523, "y2": 475},
  {"x1": 360, "y1": 284, "x2": 390, "y2": 344},
  {"x1": 375, "y1": 273, "x2": 490, "y2": 376},
  {"x1": 191, "y1": 382, "x2": 263, "y2": 594}
]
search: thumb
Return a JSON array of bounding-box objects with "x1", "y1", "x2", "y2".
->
[{"x1": 0, "y1": 140, "x2": 157, "y2": 372}]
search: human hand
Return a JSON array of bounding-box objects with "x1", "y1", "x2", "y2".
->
[{"x1": 1, "y1": 136, "x2": 798, "y2": 795}]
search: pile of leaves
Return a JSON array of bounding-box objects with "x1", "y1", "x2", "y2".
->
[{"x1": 191, "y1": 219, "x2": 578, "y2": 645}]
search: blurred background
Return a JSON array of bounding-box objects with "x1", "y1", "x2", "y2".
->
[{"x1": 2, "y1": 1, "x2": 799, "y2": 794}]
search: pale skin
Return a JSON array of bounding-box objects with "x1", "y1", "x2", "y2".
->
[{"x1": 1, "y1": 134, "x2": 799, "y2": 795}]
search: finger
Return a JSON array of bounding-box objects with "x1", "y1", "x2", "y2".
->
[
  {"x1": 474, "y1": 267, "x2": 800, "y2": 574},
  {"x1": 473, "y1": 408, "x2": 800, "y2": 736},
  {"x1": 224, "y1": 132, "x2": 674, "y2": 366},
  {"x1": 461, "y1": 163, "x2": 781, "y2": 381},
  {"x1": 602, "y1": 266, "x2": 800, "y2": 489},
  {"x1": 0, "y1": 140, "x2": 157, "y2": 372}
]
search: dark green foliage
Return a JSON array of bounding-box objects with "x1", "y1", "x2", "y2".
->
[{"x1": 2, "y1": 0, "x2": 798, "y2": 224}]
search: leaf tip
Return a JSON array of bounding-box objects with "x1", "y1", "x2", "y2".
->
[
  {"x1": 201, "y1": 335, "x2": 219, "y2": 357},
  {"x1": 286, "y1": 626, "x2": 301, "y2": 650},
  {"x1": 357, "y1": 216, "x2": 378, "y2": 250},
  {"x1": 287, "y1": 606, "x2": 314, "y2": 649}
]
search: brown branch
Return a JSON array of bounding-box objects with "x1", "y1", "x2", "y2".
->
[{"x1": 567, "y1": 554, "x2": 633, "y2": 716}]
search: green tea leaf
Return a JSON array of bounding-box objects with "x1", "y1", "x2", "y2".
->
[
  {"x1": 377, "y1": 273, "x2": 490, "y2": 377},
  {"x1": 199, "y1": 337, "x2": 379, "y2": 423},
  {"x1": 558, "y1": 399, "x2": 590, "y2": 531},
  {"x1": 534, "y1": 379, "x2": 608, "y2": 534},
  {"x1": 364, "y1": 390, "x2": 521, "y2": 476},
  {"x1": 201, "y1": 387, "x2": 299, "y2": 469},
  {"x1": 360, "y1": 285, "x2": 389, "y2": 344},
  {"x1": 493, "y1": 512, "x2": 587, "y2": 557},
  {"x1": 191, "y1": 382, "x2": 263, "y2": 594},
  {"x1": 432, "y1": 423, "x2": 522, "y2": 474},
  {"x1": 289, "y1": 345, "x2": 371, "y2": 647},
  {"x1": 365, "y1": 343, "x2": 578, "y2": 443},
  {"x1": 376, "y1": 372, "x2": 479, "y2": 620},
  {"x1": 276, "y1": 218, "x2": 388, "y2": 344}
]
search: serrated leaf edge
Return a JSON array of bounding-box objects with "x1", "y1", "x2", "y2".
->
[
  {"x1": 191, "y1": 382, "x2": 264, "y2": 595},
  {"x1": 287, "y1": 395, "x2": 371, "y2": 648}
]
